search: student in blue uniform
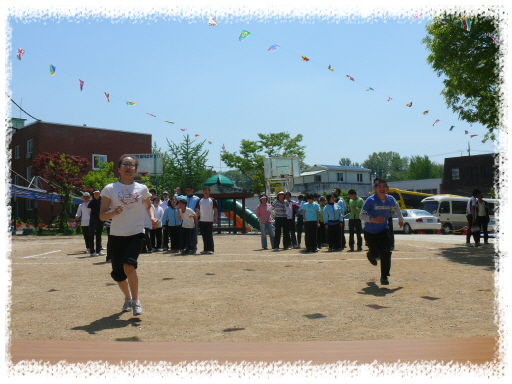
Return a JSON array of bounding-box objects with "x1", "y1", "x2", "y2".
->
[{"x1": 360, "y1": 178, "x2": 404, "y2": 285}]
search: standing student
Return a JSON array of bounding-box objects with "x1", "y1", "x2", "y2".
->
[
  {"x1": 302, "y1": 193, "x2": 321, "y2": 253},
  {"x1": 159, "y1": 191, "x2": 171, "y2": 250},
  {"x1": 474, "y1": 193, "x2": 490, "y2": 247},
  {"x1": 465, "y1": 189, "x2": 480, "y2": 247},
  {"x1": 284, "y1": 192, "x2": 299, "y2": 249},
  {"x1": 256, "y1": 195, "x2": 274, "y2": 250},
  {"x1": 296, "y1": 194, "x2": 305, "y2": 248},
  {"x1": 150, "y1": 197, "x2": 164, "y2": 251},
  {"x1": 87, "y1": 190, "x2": 105, "y2": 257},
  {"x1": 323, "y1": 194, "x2": 343, "y2": 251},
  {"x1": 196, "y1": 186, "x2": 218, "y2": 254},
  {"x1": 347, "y1": 189, "x2": 364, "y2": 252},
  {"x1": 271, "y1": 191, "x2": 290, "y2": 251},
  {"x1": 141, "y1": 211, "x2": 153, "y2": 254},
  {"x1": 104, "y1": 212, "x2": 113, "y2": 263},
  {"x1": 185, "y1": 185, "x2": 200, "y2": 252},
  {"x1": 177, "y1": 198, "x2": 197, "y2": 254},
  {"x1": 162, "y1": 196, "x2": 182, "y2": 253},
  {"x1": 75, "y1": 192, "x2": 91, "y2": 253},
  {"x1": 99, "y1": 155, "x2": 158, "y2": 316},
  {"x1": 333, "y1": 188, "x2": 347, "y2": 249},
  {"x1": 360, "y1": 179, "x2": 404, "y2": 286},
  {"x1": 317, "y1": 196, "x2": 327, "y2": 249}
]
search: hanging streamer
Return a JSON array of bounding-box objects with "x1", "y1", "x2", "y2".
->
[
  {"x1": 79, "y1": 79, "x2": 84, "y2": 91},
  {"x1": 49, "y1": 65, "x2": 56, "y2": 75},
  {"x1": 104, "y1": 92, "x2": 110, "y2": 102},
  {"x1": 239, "y1": 30, "x2": 251, "y2": 41},
  {"x1": 268, "y1": 44, "x2": 280, "y2": 52}
]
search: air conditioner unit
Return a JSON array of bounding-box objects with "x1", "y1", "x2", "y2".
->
[{"x1": 26, "y1": 153, "x2": 32, "y2": 159}]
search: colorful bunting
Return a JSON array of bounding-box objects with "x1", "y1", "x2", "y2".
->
[
  {"x1": 461, "y1": 17, "x2": 471, "y2": 31},
  {"x1": 268, "y1": 44, "x2": 280, "y2": 52},
  {"x1": 302, "y1": 56, "x2": 309, "y2": 61},
  {"x1": 406, "y1": 102, "x2": 412, "y2": 107},
  {"x1": 449, "y1": 126, "x2": 455, "y2": 131},
  {"x1": 423, "y1": 110, "x2": 429, "y2": 115},
  {"x1": 222, "y1": 144, "x2": 226, "y2": 150},
  {"x1": 433, "y1": 119, "x2": 440, "y2": 126},
  {"x1": 180, "y1": 129, "x2": 187, "y2": 131},
  {"x1": 126, "y1": 102, "x2": 136, "y2": 105},
  {"x1": 465, "y1": 130, "x2": 469, "y2": 134},
  {"x1": 471, "y1": 134, "x2": 478, "y2": 138},
  {"x1": 104, "y1": 92, "x2": 110, "y2": 102},
  {"x1": 346, "y1": 75, "x2": 354, "y2": 81},
  {"x1": 195, "y1": 134, "x2": 200, "y2": 137},
  {"x1": 239, "y1": 30, "x2": 251, "y2": 41},
  {"x1": 208, "y1": 141, "x2": 213, "y2": 144},
  {"x1": 481, "y1": 138, "x2": 488, "y2": 143},
  {"x1": 146, "y1": 113, "x2": 156, "y2": 117},
  {"x1": 165, "y1": 121, "x2": 174, "y2": 124},
  {"x1": 366, "y1": 87, "x2": 374, "y2": 91},
  {"x1": 328, "y1": 65, "x2": 333, "y2": 71},
  {"x1": 387, "y1": 96, "x2": 393, "y2": 102},
  {"x1": 79, "y1": 79, "x2": 84, "y2": 91},
  {"x1": 49, "y1": 65, "x2": 56, "y2": 76},
  {"x1": 17, "y1": 48, "x2": 25, "y2": 60},
  {"x1": 208, "y1": 15, "x2": 217, "y2": 27}
]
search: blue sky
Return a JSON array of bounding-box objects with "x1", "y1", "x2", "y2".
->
[{"x1": 8, "y1": 8, "x2": 495, "y2": 172}]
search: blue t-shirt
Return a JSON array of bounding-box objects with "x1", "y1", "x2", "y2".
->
[
  {"x1": 323, "y1": 203, "x2": 342, "y2": 224},
  {"x1": 361, "y1": 194, "x2": 399, "y2": 234},
  {"x1": 302, "y1": 201, "x2": 321, "y2": 222},
  {"x1": 185, "y1": 195, "x2": 200, "y2": 211}
]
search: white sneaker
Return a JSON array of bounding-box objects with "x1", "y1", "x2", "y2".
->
[
  {"x1": 97, "y1": 251, "x2": 106, "y2": 256},
  {"x1": 157, "y1": 248, "x2": 163, "y2": 252},
  {"x1": 122, "y1": 297, "x2": 132, "y2": 312},
  {"x1": 91, "y1": 252, "x2": 98, "y2": 257},
  {"x1": 86, "y1": 248, "x2": 90, "y2": 253},
  {"x1": 132, "y1": 300, "x2": 143, "y2": 316},
  {"x1": 465, "y1": 243, "x2": 474, "y2": 247}
]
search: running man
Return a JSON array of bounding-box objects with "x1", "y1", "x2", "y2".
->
[
  {"x1": 360, "y1": 179, "x2": 404, "y2": 285},
  {"x1": 99, "y1": 155, "x2": 158, "y2": 316}
]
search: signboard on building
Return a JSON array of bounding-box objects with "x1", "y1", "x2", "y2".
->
[{"x1": 130, "y1": 153, "x2": 164, "y2": 176}]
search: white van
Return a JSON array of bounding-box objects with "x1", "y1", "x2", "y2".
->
[{"x1": 420, "y1": 196, "x2": 498, "y2": 234}]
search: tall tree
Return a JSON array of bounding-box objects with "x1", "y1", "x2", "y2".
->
[
  {"x1": 162, "y1": 135, "x2": 214, "y2": 191},
  {"x1": 218, "y1": 169, "x2": 255, "y2": 191},
  {"x1": 221, "y1": 132, "x2": 307, "y2": 194},
  {"x1": 339, "y1": 157, "x2": 360, "y2": 167},
  {"x1": 82, "y1": 161, "x2": 119, "y2": 192},
  {"x1": 31, "y1": 152, "x2": 90, "y2": 228},
  {"x1": 406, "y1": 155, "x2": 444, "y2": 180},
  {"x1": 422, "y1": 14, "x2": 501, "y2": 140},
  {"x1": 361, "y1": 152, "x2": 409, "y2": 182}
]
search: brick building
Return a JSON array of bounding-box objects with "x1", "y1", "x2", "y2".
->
[
  {"x1": 440, "y1": 153, "x2": 496, "y2": 197},
  {"x1": 8, "y1": 119, "x2": 152, "y2": 223}
]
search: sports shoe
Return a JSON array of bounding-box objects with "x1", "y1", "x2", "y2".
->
[
  {"x1": 273, "y1": 248, "x2": 279, "y2": 251},
  {"x1": 97, "y1": 251, "x2": 106, "y2": 256},
  {"x1": 337, "y1": 248, "x2": 343, "y2": 252},
  {"x1": 200, "y1": 250, "x2": 208, "y2": 254},
  {"x1": 380, "y1": 277, "x2": 389, "y2": 285},
  {"x1": 122, "y1": 297, "x2": 132, "y2": 312},
  {"x1": 85, "y1": 248, "x2": 90, "y2": 253},
  {"x1": 357, "y1": 247, "x2": 362, "y2": 252},
  {"x1": 208, "y1": 251, "x2": 214, "y2": 254},
  {"x1": 293, "y1": 245, "x2": 300, "y2": 249},
  {"x1": 163, "y1": 247, "x2": 169, "y2": 251},
  {"x1": 367, "y1": 252, "x2": 378, "y2": 266},
  {"x1": 349, "y1": 247, "x2": 355, "y2": 252},
  {"x1": 328, "y1": 247, "x2": 333, "y2": 252},
  {"x1": 465, "y1": 243, "x2": 474, "y2": 247},
  {"x1": 132, "y1": 300, "x2": 143, "y2": 316},
  {"x1": 152, "y1": 248, "x2": 156, "y2": 252},
  {"x1": 91, "y1": 252, "x2": 98, "y2": 257},
  {"x1": 101, "y1": 246, "x2": 106, "y2": 250},
  {"x1": 157, "y1": 248, "x2": 163, "y2": 252}
]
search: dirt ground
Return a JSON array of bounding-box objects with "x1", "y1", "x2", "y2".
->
[{"x1": 8, "y1": 233, "x2": 498, "y2": 343}]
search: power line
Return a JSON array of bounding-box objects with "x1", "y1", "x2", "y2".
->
[{"x1": 6, "y1": 93, "x2": 41, "y2": 121}]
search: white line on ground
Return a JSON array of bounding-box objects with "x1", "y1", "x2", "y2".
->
[{"x1": 22, "y1": 250, "x2": 61, "y2": 259}]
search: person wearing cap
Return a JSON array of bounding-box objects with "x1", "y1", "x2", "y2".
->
[
  {"x1": 75, "y1": 192, "x2": 91, "y2": 253},
  {"x1": 256, "y1": 194, "x2": 274, "y2": 250},
  {"x1": 159, "y1": 191, "x2": 171, "y2": 250},
  {"x1": 87, "y1": 190, "x2": 105, "y2": 257},
  {"x1": 271, "y1": 191, "x2": 290, "y2": 251}
]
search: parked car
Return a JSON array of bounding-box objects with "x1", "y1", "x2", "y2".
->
[{"x1": 344, "y1": 209, "x2": 441, "y2": 234}]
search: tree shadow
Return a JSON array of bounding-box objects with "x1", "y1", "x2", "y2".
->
[
  {"x1": 357, "y1": 282, "x2": 403, "y2": 297},
  {"x1": 437, "y1": 245, "x2": 497, "y2": 271},
  {"x1": 71, "y1": 312, "x2": 141, "y2": 335}
]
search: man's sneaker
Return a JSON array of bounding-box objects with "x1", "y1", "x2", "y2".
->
[
  {"x1": 122, "y1": 297, "x2": 132, "y2": 312},
  {"x1": 337, "y1": 248, "x2": 343, "y2": 252},
  {"x1": 328, "y1": 247, "x2": 333, "y2": 252},
  {"x1": 101, "y1": 246, "x2": 106, "y2": 250},
  {"x1": 86, "y1": 248, "x2": 90, "y2": 253},
  {"x1": 157, "y1": 248, "x2": 163, "y2": 252},
  {"x1": 273, "y1": 248, "x2": 279, "y2": 251},
  {"x1": 349, "y1": 247, "x2": 355, "y2": 252},
  {"x1": 465, "y1": 243, "x2": 474, "y2": 247},
  {"x1": 132, "y1": 300, "x2": 143, "y2": 316},
  {"x1": 380, "y1": 277, "x2": 390, "y2": 285},
  {"x1": 367, "y1": 252, "x2": 378, "y2": 266},
  {"x1": 163, "y1": 247, "x2": 169, "y2": 251},
  {"x1": 208, "y1": 251, "x2": 214, "y2": 254},
  {"x1": 474, "y1": 243, "x2": 481, "y2": 247},
  {"x1": 97, "y1": 251, "x2": 106, "y2": 256},
  {"x1": 293, "y1": 245, "x2": 300, "y2": 249},
  {"x1": 180, "y1": 250, "x2": 187, "y2": 255},
  {"x1": 91, "y1": 252, "x2": 98, "y2": 257},
  {"x1": 357, "y1": 247, "x2": 362, "y2": 252},
  {"x1": 200, "y1": 250, "x2": 208, "y2": 254},
  {"x1": 106, "y1": 259, "x2": 112, "y2": 263}
]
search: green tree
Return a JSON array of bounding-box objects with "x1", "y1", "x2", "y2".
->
[
  {"x1": 162, "y1": 135, "x2": 214, "y2": 191},
  {"x1": 82, "y1": 161, "x2": 118, "y2": 192},
  {"x1": 221, "y1": 132, "x2": 307, "y2": 194},
  {"x1": 338, "y1": 157, "x2": 360, "y2": 167},
  {"x1": 422, "y1": 14, "x2": 501, "y2": 140},
  {"x1": 361, "y1": 152, "x2": 409, "y2": 182},
  {"x1": 406, "y1": 155, "x2": 444, "y2": 180},
  {"x1": 218, "y1": 169, "x2": 255, "y2": 191}
]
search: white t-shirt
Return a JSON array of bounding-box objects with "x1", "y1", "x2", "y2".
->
[
  {"x1": 180, "y1": 207, "x2": 196, "y2": 229},
  {"x1": 76, "y1": 201, "x2": 90, "y2": 226},
  {"x1": 153, "y1": 205, "x2": 164, "y2": 228},
  {"x1": 466, "y1": 196, "x2": 477, "y2": 215},
  {"x1": 101, "y1": 181, "x2": 152, "y2": 236},
  {"x1": 159, "y1": 199, "x2": 170, "y2": 212},
  {"x1": 198, "y1": 197, "x2": 217, "y2": 222}
]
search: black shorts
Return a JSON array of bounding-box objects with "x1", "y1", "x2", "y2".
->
[{"x1": 109, "y1": 233, "x2": 145, "y2": 282}]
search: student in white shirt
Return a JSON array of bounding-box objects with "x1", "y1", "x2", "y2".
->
[
  {"x1": 99, "y1": 155, "x2": 158, "y2": 317},
  {"x1": 177, "y1": 198, "x2": 197, "y2": 255},
  {"x1": 196, "y1": 186, "x2": 218, "y2": 254},
  {"x1": 75, "y1": 192, "x2": 91, "y2": 253},
  {"x1": 150, "y1": 197, "x2": 165, "y2": 251},
  {"x1": 159, "y1": 191, "x2": 171, "y2": 250}
]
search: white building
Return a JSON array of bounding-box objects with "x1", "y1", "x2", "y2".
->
[{"x1": 291, "y1": 164, "x2": 373, "y2": 196}]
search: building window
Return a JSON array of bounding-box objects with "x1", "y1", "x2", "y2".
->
[
  {"x1": 314, "y1": 175, "x2": 322, "y2": 182},
  {"x1": 27, "y1": 166, "x2": 32, "y2": 181},
  {"x1": 26, "y1": 139, "x2": 33, "y2": 154},
  {"x1": 357, "y1": 173, "x2": 363, "y2": 182},
  {"x1": 471, "y1": 167, "x2": 480, "y2": 180},
  {"x1": 14, "y1": 175, "x2": 20, "y2": 186},
  {"x1": 451, "y1": 168, "x2": 460, "y2": 180},
  {"x1": 485, "y1": 165, "x2": 494, "y2": 179},
  {"x1": 92, "y1": 154, "x2": 108, "y2": 170},
  {"x1": 27, "y1": 199, "x2": 33, "y2": 210},
  {"x1": 337, "y1": 172, "x2": 344, "y2": 182},
  {"x1": 14, "y1": 145, "x2": 20, "y2": 159}
]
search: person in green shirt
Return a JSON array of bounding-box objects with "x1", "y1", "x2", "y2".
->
[{"x1": 347, "y1": 188, "x2": 364, "y2": 251}]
